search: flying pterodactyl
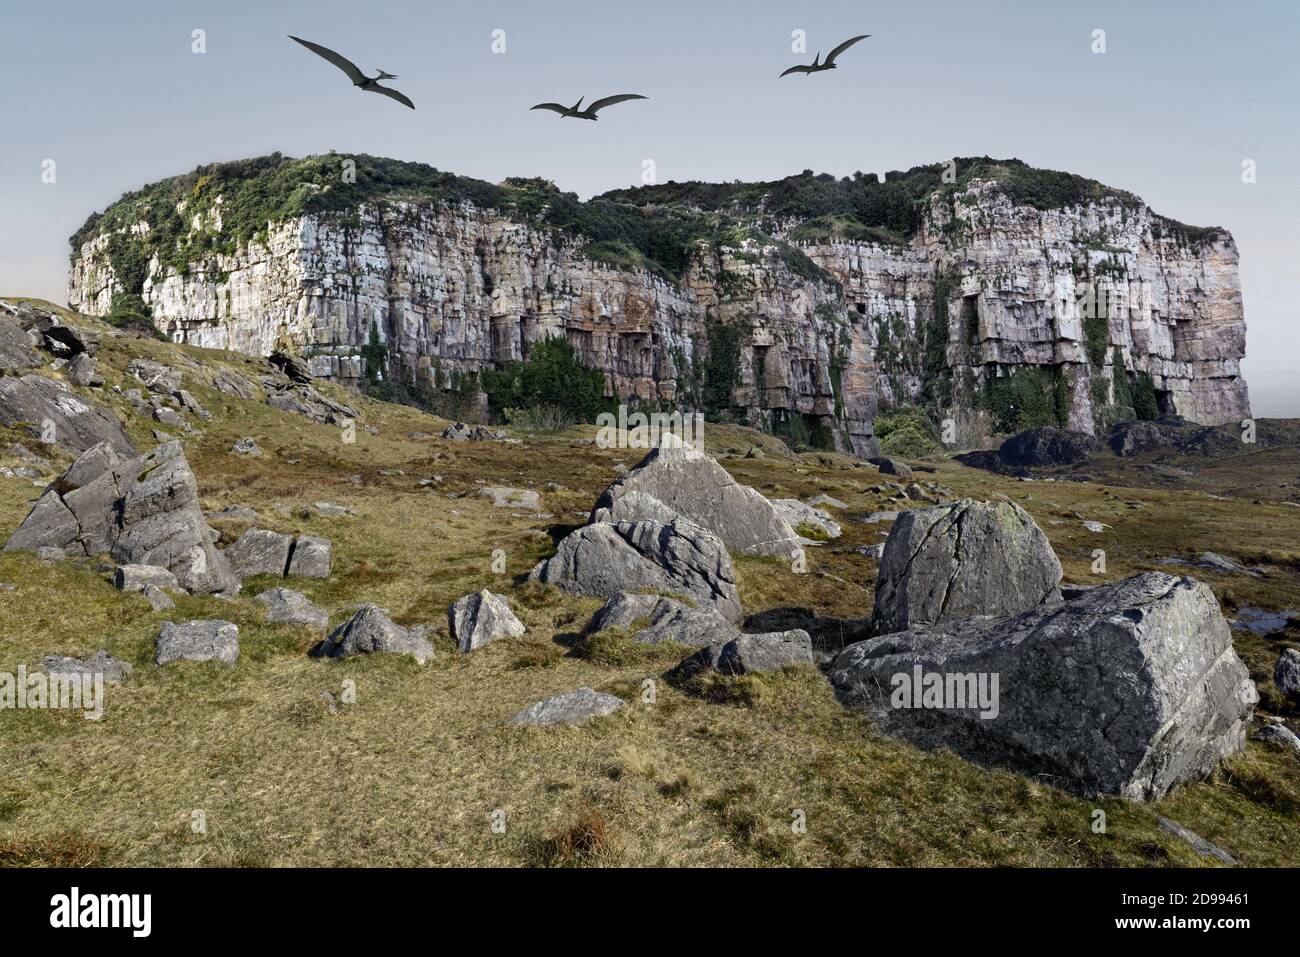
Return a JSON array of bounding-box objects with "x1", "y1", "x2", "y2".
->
[
  {"x1": 288, "y1": 35, "x2": 415, "y2": 109},
  {"x1": 529, "y1": 94, "x2": 647, "y2": 120},
  {"x1": 780, "y1": 34, "x2": 871, "y2": 77}
]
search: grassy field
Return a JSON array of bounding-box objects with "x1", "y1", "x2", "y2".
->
[{"x1": 1, "y1": 301, "x2": 1297, "y2": 867}]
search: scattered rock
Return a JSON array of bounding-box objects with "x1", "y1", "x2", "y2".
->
[
  {"x1": 441, "y1": 422, "x2": 502, "y2": 441},
  {"x1": 509, "y1": 687, "x2": 624, "y2": 726},
  {"x1": 312, "y1": 501, "x2": 355, "y2": 517},
  {"x1": 676, "y1": 629, "x2": 814, "y2": 676},
  {"x1": 476, "y1": 487, "x2": 540, "y2": 510},
  {"x1": 41, "y1": 650, "x2": 133, "y2": 683},
  {"x1": 1275, "y1": 649, "x2": 1300, "y2": 699},
  {"x1": 226, "y1": 528, "x2": 293, "y2": 578},
  {"x1": 0, "y1": 374, "x2": 135, "y2": 455},
  {"x1": 266, "y1": 383, "x2": 355, "y2": 425},
  {"x1": 231, "y1": 436, "x2": 262, "y2": 456},
  {"x1": 871, "y1": 499, "x2": 1062, "y2": 634},
  {"x1": 877, "y1": 457, "x2": 913, "y2": 481},
  {"x1": 831, "y1": 573, "x2": 1256, "y2": 800},
  {"x1": 256, "y1": 587, "x2": 329, "y2": 630},
  {"x1": 66, "y1": 353, "x2": 103, "y2": 387},
  {"x1": 1156, "y1": 816, "x2": 1236, "y2": 866},
  {"x1": 127, "y1": 359, "x2": 181, "y2": 394},
  {"x1": 286, "y1": 535, "x2": 332, "y2": 579},
  {"x1": 998, "y1": 427, "x2": 1097, "y2": 467},
  {"x1": 808, "y1": 493, "x2": 848, "y2": 510},
  {"x1": 142, "y1": 585, "x2": 174, "y2": 611},
  {"x1": 587, "y1": 592, "x2": 737, "y2": 646},
  {"x1": 530, "y1": 519, "x2": 742, "y2": 622},
  {"x1": 206, "y1": 505, "x2": 257, "y2": 523},
  {"x1": 113, "y1": 563, "x2": 179, "y2": 593},
  {"x1": 313, "y1": 605, "x2": 431, "y2": 663},
  {"x1": 1254, "y1": 721, "x2": 1300, "y2": 756},
  {"x1": 448, "y1": 589, "x2": 527, "y2": 651},
  {"x1": 0, "y1": 310, "x2": 41, "y2": 370},
  {"x1": 155, "y1": 620, "x2": 240, "y2": 665},
  {"x1": 212, "y1": 369, "x2": 257, "y2": 400},
  {"x1": 589, "y1": 441, "x2": 799, "y2": 558},
  {"x1": 771, "y1": 499, "x2": 842, "y2": 540},
  {"x1": 855, "y1": 543, "x2": 885, "y2": 559},
  {"x1": 269, "y1": 351, "x2": 313, "y2": 383}
]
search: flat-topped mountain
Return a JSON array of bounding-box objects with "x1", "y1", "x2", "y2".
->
[{"x1": 67, "y1": 154, "x2": 1250, "y2": 453}]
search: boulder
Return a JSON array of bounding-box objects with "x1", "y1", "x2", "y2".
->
[
  {"x1": 4, "y1": 441, "x2": 239, "y2": 595},
  {"x1": 871, "y1": 499, "x2": 1062, "y2": 634},
  {"x1": 313, "y1": 604, "x2": 432, "y2": 664},
  {"x1": 231, "y1": 437, "x2": 262, "y2": 456},
  {"x1": 441, "y1": 422, "x2": 500, "y2": 441},
  {"x1": 113, "y1": 563, "x2": 179, "y2": 593},
  {"x1": 155, "y1": 620, "x2": 240, "y2": 665},
  {"x1": 41, "y1": 650, "x2": 133, "y2": 684},
  {"x1": 287, "y1": 535, "x2": 332, "y2": 579},
  {"x1": 589, "y1": 442, "x2": 799, "y2": 558},
  {"x1": 675, "y1": 629, "x2": 815, "y2": 676},
  {"x1": 1275, "y1": 648, "x2": 1300, "y2": 699},
  {"x1": 269, "y1": 351, "x2": 313, "y2": 383},
  {"x1": 66, "y1": 353, "x2": 102, "y2": 387},
  {"x1": 878, "y1": 457, "x2": 913, "y2": 481},
  {"x1": 771, "y1": 499, "x2": 842, "y2": 539},
  {"x1": 587, "y1": 592, "x2": 737, "y2": 646},
  {"x1": 266, "y1": 383, "x2": 355, "y2": 425},
  {"x1": 476, "y1": 487, "x2": 540, "y2": 510},
  {"x1": 256, "y1": 587, "x2": 329, "y2": 630},
  {"x1": 509, "y1": 687, "x2": 625, "y2": 726},
  {"x1": 143, "y1": 585, "x2": 174, "y2": 612},
  {"x1": 127, "y1": 359, "x2": 181, "y2": 394},
  {"x1": 448, "y1": 589, "x2": 527, "y2": 651},
  {"x1": 0, "y1": 312, "x2": 41, "y2": 370},
  {"x1": 998, "y1": 427, "x2": 1097, "y2": 467},
  {"x1": 0, "y1": 374, "x2": 135, "y2": 455},
  {"x1": 212, "y1": 370, "x2": 257, "y2": 400},
  {"x1": 226, "y1": 528, "x2": 293, "y2": 578},
  {"x1": 830, "y1": 573, "x2": 1256, "y2": 800},
  {"x1": 529, "y1": 519, "x2": 742, "y2": 622},
  {"x1": 1254, "y1": 720, "x2": 1300, "y2": 756}
]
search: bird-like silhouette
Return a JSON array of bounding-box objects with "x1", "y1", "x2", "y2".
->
[
  {"x1": 529, "y1": 94, "x2": 647, "y2": 120},
  {"x1": 780, "y1": 34, "x2": 871, "y2": 77},
  {"x1": 288, "y1": 35, "x2": 415, "y2": 109}
]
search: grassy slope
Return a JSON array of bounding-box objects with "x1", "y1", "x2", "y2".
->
[{"x1": 0, "y1": 303, "x2": 1297, "y2": 867}]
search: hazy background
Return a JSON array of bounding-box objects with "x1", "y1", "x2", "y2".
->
[{"x1": 1, "y1": 0, "x2": 1295, "y2": 414}]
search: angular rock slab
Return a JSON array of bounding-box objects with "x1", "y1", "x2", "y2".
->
[
  {"x1": 509, "y1": 687, "x2": 625, "y2": 726},
  {"x1": 41, "y1": 650, "x2": 133, "y2": 683},
  {"x1": 675, "y1": 629, "x2": 815, "y2": 677},
  {"x1": 589, "y1": 443, "x2": 799, "y2": 558},
  {"x1": 872, "y1": 498, "x2": 1062, "y2": 634},
  {"x1": 830, "y1": 573, "x2": 1256, "y2": 801},
  {"x1": 114, "y1": 563, "x2": 179, "y2": 593},
  {"x1": 449, "y1": 589, "x2": 526, "y2": 651},
  {"x1": 0, "y1": 374, "x2": 135, "y2": 455},
  {"x1": 155, "y1": 620, "x2": 240, "y2": 665},
  {"x1": 226, "y1": 528, "x2": 293, "y2": 578},
  {"x1": 587, "y1": 592, "x2": 737, "y2": 647},
  {"x1": 314, "y1": 605, "x2": 431, "y2": 664},
  {"x1": 256, "y1": 587, "x2": 329, "y2": 630},
  {"x1": 530, "y1": 519, "x2": 742, "y2": 622},
  {"x1": 1275, "y1": 648, "x2": 1300, "y2": 699},
  {"x1": 771, "y1": 499, "x2": 842, "y2": 539},
  {"x1": 287, "y1": 535, "x2": 332, "y2": 579}
]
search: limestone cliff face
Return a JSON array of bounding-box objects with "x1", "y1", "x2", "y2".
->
[{"x1": 67, "y1": 161, "x2": 1249, "y2": 453}]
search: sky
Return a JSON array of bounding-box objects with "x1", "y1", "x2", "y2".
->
[{"x1": 1, "y1": 0, "x2": 1295, "y2": 414}]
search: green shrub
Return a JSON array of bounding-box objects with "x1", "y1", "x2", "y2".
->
[
  {"x1": 982, "y1": 366, "x2": 1062, "y2": 434},
  {"x1": 875, "y1": 406, "x2": 940, "y2": 457},
  {"x1": 481, "y1": 336, "x2": 612, "y2": 423},
  {"x1": 1132, "y1": 372, "x2": 1159, "y2": 420},
  {"x1": 104, "y1": 292, "x2": 163, "y2": 339},
  {"x1": 503, "y1": 404, "x2": 576, "y2": 433}
]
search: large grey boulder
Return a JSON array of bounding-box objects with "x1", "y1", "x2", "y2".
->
[
  {"x1": 771, "y1": 499, "x2": 842, "y2": 540},
  {"x1": 871, "y1": 499, "x2": 1062, "y2": 634},
  {"x1": 4, "y1": 440, "x2": 239, "y2": 594},
  {"x1": 589, "y1": 442, "x2": 799, "y2": 558},
  {"x1": 256, "y1": 587, "x2": 329, "y2": 630},
  {"x1": 998, "y1": 427, "x2": 1097, "y2": 467},
  {"x1": 509, "y1": 687, "x2": 625, "y2": 726},
  {"x1": 587, "y1": 592, "x2": 737, "y2": 646},
  {"x1": 113, "y1": 563, "x2": 179, "y2": 593},
  {"x1": 529, "y1": 519, "x2": 742, "y2": 622},
  {"x1": 155, "y1": 620, "x2": 240, "y2": 665},
  {"x1": 0, "y1": 374, "x2": 135, "y2": 455},
  {"x1": 226, "y1": 528, "x2": 293, "y2": 578},
  {"x1": 676, "y1": 629, "x2": 815, "y2": 676},
  {"x1": 0, "y1": 311, "x2": 41, "y2": 370},
  {"x1": 1275, "y1": 649, "x2": 1300, "y2": 699},
  {"x1": 41, "y1": 650, "x2": 133, "y2": 683},
  {"x1": 448, "y1": 589, "x2": 526, "y2": 651},
  {"x1": 313, "y1": 605, "x2": 432, "y2": 664},
  {"x1": 266, "y1": 383, "x2": 356, "y2": 425},
  {"x1": 830, "y1": 573, "x2": 1256, "y2": 800},
  {"x1": 287, "y1": 535, "x2": 332, "y2": 579}
]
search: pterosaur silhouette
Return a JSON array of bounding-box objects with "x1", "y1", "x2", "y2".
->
[
  {"x1": 780, "y1": 34, "x2": 871, "y2": 77},
  {"x1": 529, "y1": 94, "x2": 647, "y2": 120},
  {"x1": 288, "y1": 35, "x2": 415, "y2": 109}
]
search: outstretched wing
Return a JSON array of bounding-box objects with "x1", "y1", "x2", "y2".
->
[
  {"x1": 824, "y1": 34, "x2": 870, "y2": 66},
  {"x1": 370, "y1": 82, "x2": 415, "y2": 109},
  {"x1": 586, "y1": 93, "x2": 647, "y2": 115},
  {"x1": 530, "y1": 102, "x2": 571, "y2": 114},
  {"x1": 289, "y1": 35, "x2": 366, "y2": 83},
  {"x1": 780, "y1": 63, "x2": 814, "y2": 77}
]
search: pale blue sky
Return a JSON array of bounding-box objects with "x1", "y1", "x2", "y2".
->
[{"x1": 1, "y1": 0, "x2": 1295, "y2": 413}]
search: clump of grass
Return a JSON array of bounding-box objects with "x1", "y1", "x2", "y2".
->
[
  {"x1": 509, "y1": 639, "x2": 565, "y2": 670},
  {"x1": 0, "y1": 831, "x2": 114, "y2": 867},
  {"x1": 570, "y1": 627, "x2": 685, "y2": 667},
  {"x1": 796, "y1": 522, "x2": 829, "y2": 542},
  {"x1": 530, "y1": 806, "x2": 620, "y2": 866}
]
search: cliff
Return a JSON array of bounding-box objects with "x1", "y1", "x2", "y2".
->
[{"x1": 67, "y1": 154, "x2": 1250, "y2": 453}]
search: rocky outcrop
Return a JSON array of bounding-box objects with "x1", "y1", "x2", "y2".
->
[
  {"x1": 589, "y1": 443, "x2": 800, "y2": 558},
  {"x1": 529, "y1": 519, "x2": 742, "y2": 622},
  {"x1": 156, "y1": 620, "x2": 240, "y2": 665},
  {"x1": 586, "y1": 592, "x2": 737, "y2": 646},
  {"x1": 4, "y1": 440, "x2": 239, "y2": 594},
  {"x1": 448, "y1": 590, "x2": 526, "y2": 651},
  {"x1": 256, "y1": 587, "x2": 329, "y2": 630},
  {"x1": 0, "y1": 374, "x2": 134, "y2": 455},
  {"x1": 675, "y1": 629, "x2": 815, "y2": 677},
  {"x1": 831, "y1": 573, "x2": 1255, "y2": 800},
  {"x1": 66, "y1": 157, "x2": 1251, "y2": 452},
  {"x1": 871, "y1": 499, "x2": 1062, "y2": 634},
  {"x1": 509, "y1": 688, "x2": 625, "y2": 726},
  {"x1": 314, "y1": 604, "x2": 432, "y2": 663}
]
